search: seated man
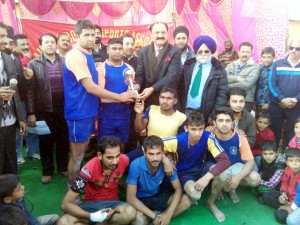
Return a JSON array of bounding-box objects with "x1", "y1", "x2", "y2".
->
[
  {"x1": 126, "y1": 135, "x2": 190, "y2": 225},
  {"x1": 163, "y1": 110, "x2": 231, "y2": 205},
  {"x1": 207, "y1": 107, "x2": 261, "y2": 222},
  {"x1": 58, "y1": 136, "x2": 136, "y2": 225},
  {"x1": 127, "y1": 85, "x2": 186, "y2": 162}
]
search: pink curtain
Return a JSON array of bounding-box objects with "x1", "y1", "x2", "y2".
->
[
  {"x1": 183, "y1": 6, "x2": 201, "y2": 48},
  {"x1": 0, "y1": 0, "x2": 18, "y2": 32},
  {"x1": 202, "y1": 3, "x2": 229, "y2": 53},
  {"x1": 210, "y1": 0, "x2": 223, "y2": 5},
  {"x1": 60, "y1": 2, "x2": 95, "y2": 21},
  {"x1": 140, "y1": 0, "x2": 168, "y2": 15},
  {"x1": 175, "y1": 0, "x2": 186, "y2": 14},
  {"x1": 189, "y1": 0, "x2": 201, "y2": 12},
  {"x1": 21, "y1": 0, "x2": 56, "y2": 15},
  {"x1": 99, "y1": 1, "x2": 132, "y2": 19},
  {"x1": 231, "y1": 0, "x2": 258, "y2": 62}
]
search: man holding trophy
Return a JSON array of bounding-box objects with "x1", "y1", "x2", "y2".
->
[{"x1": 98, "y1": 38, "x2": 138, "y2": 152}]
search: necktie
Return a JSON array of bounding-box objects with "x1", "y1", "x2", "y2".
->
[
  {"x1": 190, "y1": 64, "x2": 202, "y2": 98},
  {"x1": 156, "y1": 48, "x2": 161, "y2": 57}
]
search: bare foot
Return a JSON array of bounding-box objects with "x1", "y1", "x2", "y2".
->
[
  {"x1": 206, "y1": 202, "x2": 225, "y2": 222},
  {"x1": 217, "y1": 191, "x2": 224, "y2": 200},
  {"x1": 229, "y1": 190, "x2": 239, "y2": 203}
]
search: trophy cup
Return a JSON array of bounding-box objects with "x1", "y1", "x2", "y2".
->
[{"x1": 125, "y1": 69, "x2": 138, "y2": 95}]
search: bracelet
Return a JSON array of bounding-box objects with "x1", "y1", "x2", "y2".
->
[{"x1": 151, "y1": 212, "x2": 159, "y2": 222}]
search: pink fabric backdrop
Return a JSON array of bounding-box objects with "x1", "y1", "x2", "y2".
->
[{"x1": 0, "y1": 0, "x2": 17, "y2": 32}]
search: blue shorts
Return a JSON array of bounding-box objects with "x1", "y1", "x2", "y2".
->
[
  {"x1": 98, "y1": 117, "x2": 130, "y2": 143},
  {"x1": 139, "y1": 191, "x2": 172, "y2": 212},
  {"x1": 67, "y1": 117, "x2": 95, "y2": 142},
  {"x1": 178, "y1": 161, "x2": 214, "y2": 187},
  {"x1": 78, "y1": 200, "x2": 124, "y2": 212}
]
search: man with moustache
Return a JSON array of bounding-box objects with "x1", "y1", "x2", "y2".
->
[
  {"x1": 136, "y1": 21, "x2": 181, "y2": 109},
  {"x1": 218, "y1": 39, "x2": 239, "y2": 68},
  {"x1": 57, "y1": 32, "x2": 71, "y2": 57},
  {"x1": 179, "y1": 35, "x2": 228, "y2": 123},
  {"x1": 173, "y1": 26, "x2": 195, "y2": 67},
  {"x1": 26, "y1": 33, "x2": 69, "y2": 184},
  {"x1": 14, "y1": 34, "x2": 32, "y2": 68},
  {"x1": 126, "y1": 135, "x2": 190, "y2": 225},
  {"x1": 268, "y1": 39, "x2": 300, "y2": 148},
  {"x1": 226, "y1": 42, "x2": 260, "y2": 112},
  {"x1": 92, "y1": 24, "x2": 108, "y2": 64},
  {"x1": 121, "y1": 34, "x2": 138, "y2": 71},
  {"x1": 0, "y1": 22, "x2": 25, "y2": 174}
]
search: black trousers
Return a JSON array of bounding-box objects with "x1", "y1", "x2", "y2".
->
[
  {"x1": 0, "y1": 124, "x2": 17, "y2": 174},
  {"x1": 38, "y1": 112, "x2": 69, "y2": 176}
]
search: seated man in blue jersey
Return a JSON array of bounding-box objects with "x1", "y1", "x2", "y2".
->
[
  {"x1": 207, "y1": 107, "x2": 261, "y2": 222},
  {"x1": 126, "y1": 135, "x2": 190, "y2": 225},
  {"x1": 163, "y1": 110, "x2": 231, "y2": 205},
  {"x1": 126, "y1": 85, "x2": 186, "y2": 163}
]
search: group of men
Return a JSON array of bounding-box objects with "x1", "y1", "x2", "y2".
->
[{"x1": 0, "y1": 17, "x2": 300, "y2": 225}]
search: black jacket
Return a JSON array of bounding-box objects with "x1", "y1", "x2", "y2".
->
[
  {"x1": 179, "y1": 57, "x2": 228, "y2": 119},
  {"x1": 26, "y1": 54, "x2": 64, "y2": 115}
]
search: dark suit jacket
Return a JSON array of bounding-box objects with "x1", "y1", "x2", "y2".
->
[
  {"x1": 136, "y1": 43, "x2": 181, "y2": 108},
  {"x1": 179, "y1": 57, "x2": 228, "y2": 120},
  {"x1": 0, "y1": 52, "x2": 24, "y2": 124}
]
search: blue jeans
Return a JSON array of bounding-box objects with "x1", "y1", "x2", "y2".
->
[
  {"x1": 287, "y1": 207, "x2": 300, "y2": 225},
  {"x1": 15, "y1": 101, "x2": 39, "y2": 158}
]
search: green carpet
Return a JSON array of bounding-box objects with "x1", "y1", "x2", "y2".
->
[{"x1": 18, "y1": 159, "x2": 280, "y2": 225}]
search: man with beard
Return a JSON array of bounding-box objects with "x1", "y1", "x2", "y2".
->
[
  {"x1": 226, "y1": 42, "x2": 260, "y2": 112},
  {"x1": 173, "y1": 26, "x2": 195, "y2": 67},
  {"x1": 0, "y1": 22, "x2": 25, "y2": 174},
  {"x1": 218, "y1": 39, "x2": 239, "y2": 68},
  {"x1": 179, "y1": 35, "x2": 228, "y2": 124},
  {"x1": 268, "y1": 39, "x2": 300, "y2": 149},
  {"x1": 14, "y1": 34, "x2": 32, "y2": 68},
  {"x1": 57, "y1": 32, "x2": 70, "y2": 57},
  {"x1": 126, "y1": 135, "x2": 190, "y2": 225},
  {"x1": 121, "y1": 34, "x2": 138, "y2": 71},
  {"x1": 58, "y1": 136, "x2": 137, "y2": 225},
  {"x1": 136, "y1": 21, "x2": 181, "y2": 109},
  {"x1": 92, "y1": 24, "x2": 108, "y2": 64},
  {"x1": 26, "y1": 33, "x2": 69, "y2": 184}
]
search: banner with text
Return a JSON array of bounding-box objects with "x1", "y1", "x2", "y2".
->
[{"x1": 21, "y1": 19, "x2": 174, "y2": 57}]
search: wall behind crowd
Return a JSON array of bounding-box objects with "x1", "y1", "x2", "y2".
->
[{"x1": 0, "y1": 0, "x2": 288, "y2": 62}]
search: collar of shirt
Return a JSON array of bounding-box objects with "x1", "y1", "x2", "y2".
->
[
  {"x1": 123, "y1": 54, "x2": 134, "y2": 61},
  {"x1": 154, "y1": 45, "x2": 162, "y2": 56},
  {"x1": 287, "y1": 56, "x2": 300, "y2": 67},
  {"x1": 105, "y1": 59, "x2": 124, "y2": 67},
  {"x1": 42, "y1": 53, "x2": 58, "y2": 63}
]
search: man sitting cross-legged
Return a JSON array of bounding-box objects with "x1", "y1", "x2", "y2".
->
[
  {"x1": 207, "y1": 107, "x2": 261, "y2": 222},
  {"x1": 163, "y1": 110, "x2": 231, "y2": 206},
  {"x1": 57, "y1": 136, "x2": 136, "y2": 225},
  {"x1": 126, "y1": 135, "x2": 191, "y2": 225}
]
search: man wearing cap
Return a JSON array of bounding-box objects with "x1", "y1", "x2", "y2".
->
[
  {"x1": 173, "y1": 26, "x2": 195, "y2": 67},
  {"x1": 179, "y1": 35, "x2": 228, "y2": 123},
  {"x1": 218, "y1": 39, "x2": 239, "y2": 68},
  {"x1": 136, "y1": 21, "x2": 181, "y2": 109}
]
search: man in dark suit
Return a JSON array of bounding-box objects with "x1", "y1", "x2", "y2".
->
[
  {"x1": 179, "y1": 35, "x2": 228, "y2": 124},
  {"x1": 136, "y1": 22, "x2": 181, "y2": 108}
]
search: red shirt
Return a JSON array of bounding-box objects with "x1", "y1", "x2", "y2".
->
[
  {"x1": 280, "y1": 167, "x2": 300, "y2": 204},
  {"x1": 251, "y1": 128, "x2": 275, "y2": 156},
  {"x1": 74, "y1": 155, "x2": 129, "y2": 202}
]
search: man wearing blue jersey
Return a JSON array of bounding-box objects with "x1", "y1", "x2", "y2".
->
[
  {"x1": 163, "y1": 110, "x2": 231, "y2": 205},
  {"x1": 268, "y1": 39, "x2": 300, "y2": 148},
  {"x1": 64, "y1": 19, "x2": 135, "y2": 185}
]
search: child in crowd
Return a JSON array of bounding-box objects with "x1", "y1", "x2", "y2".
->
[
  {"x1": 0, "y1": 205, "x2": 28, "y2": 225},
  {"x1": 259, "y1": 148, "x2": 300, "y2": 224},
  {"x1": 255, "y1": 47, "x2": 275, "y2": 112},
  {"x1": 0, "y1": 174, "x2": 59, "y2": 225},
  {"x1": 257, "y1": 141, "x2": 285, "y2": 194},
  {"x1": 286, "y1": 182, "x2": 300, "y2": 225},
  {"x1": 252, "y1": 112, "x2": 275, "y2": 167},
  {"x1": 288, "y1": 117, "x2": 300, "y2": 150}
]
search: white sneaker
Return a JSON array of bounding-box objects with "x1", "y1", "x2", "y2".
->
[
  {"x1": 26, "y1": 153, "x2": 41, "y2": 160},
  {"x1": 17, "y1": 157, "x2": 25, "y2": 164}
]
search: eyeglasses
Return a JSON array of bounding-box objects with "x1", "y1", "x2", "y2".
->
[
  {"x1": 289, "y1": 46, "x2": 300, "y2": 51},
  {"x1": 197, "y1": 50, "x2": 210, "y2": 55}
]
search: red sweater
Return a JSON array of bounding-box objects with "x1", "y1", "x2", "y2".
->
[
  {"x1": 251, "y1": 128, "x2": 275, "y2": 156},
  {"x1": 280, "y1": 167, "x2": 300, "y2": 203}
]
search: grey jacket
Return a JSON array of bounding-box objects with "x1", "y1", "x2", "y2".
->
[
  {"x1": 226, "y1": 58, "x2": 260, "y2": 102},
  {"x1": 237, "y1": 109, "x2": 256, "y2": 147}
]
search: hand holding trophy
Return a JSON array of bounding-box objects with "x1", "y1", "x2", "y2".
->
[{"x1": 125, "y1": 69, "x2": 139, "y2": 96}]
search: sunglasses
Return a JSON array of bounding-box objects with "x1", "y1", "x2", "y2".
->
[
  {"x1": 289, "y1": 46, "x2": 300, "y2": 51},
  {"x1": 198, "y1": 50, "x2": 210, "y2": 55}
]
